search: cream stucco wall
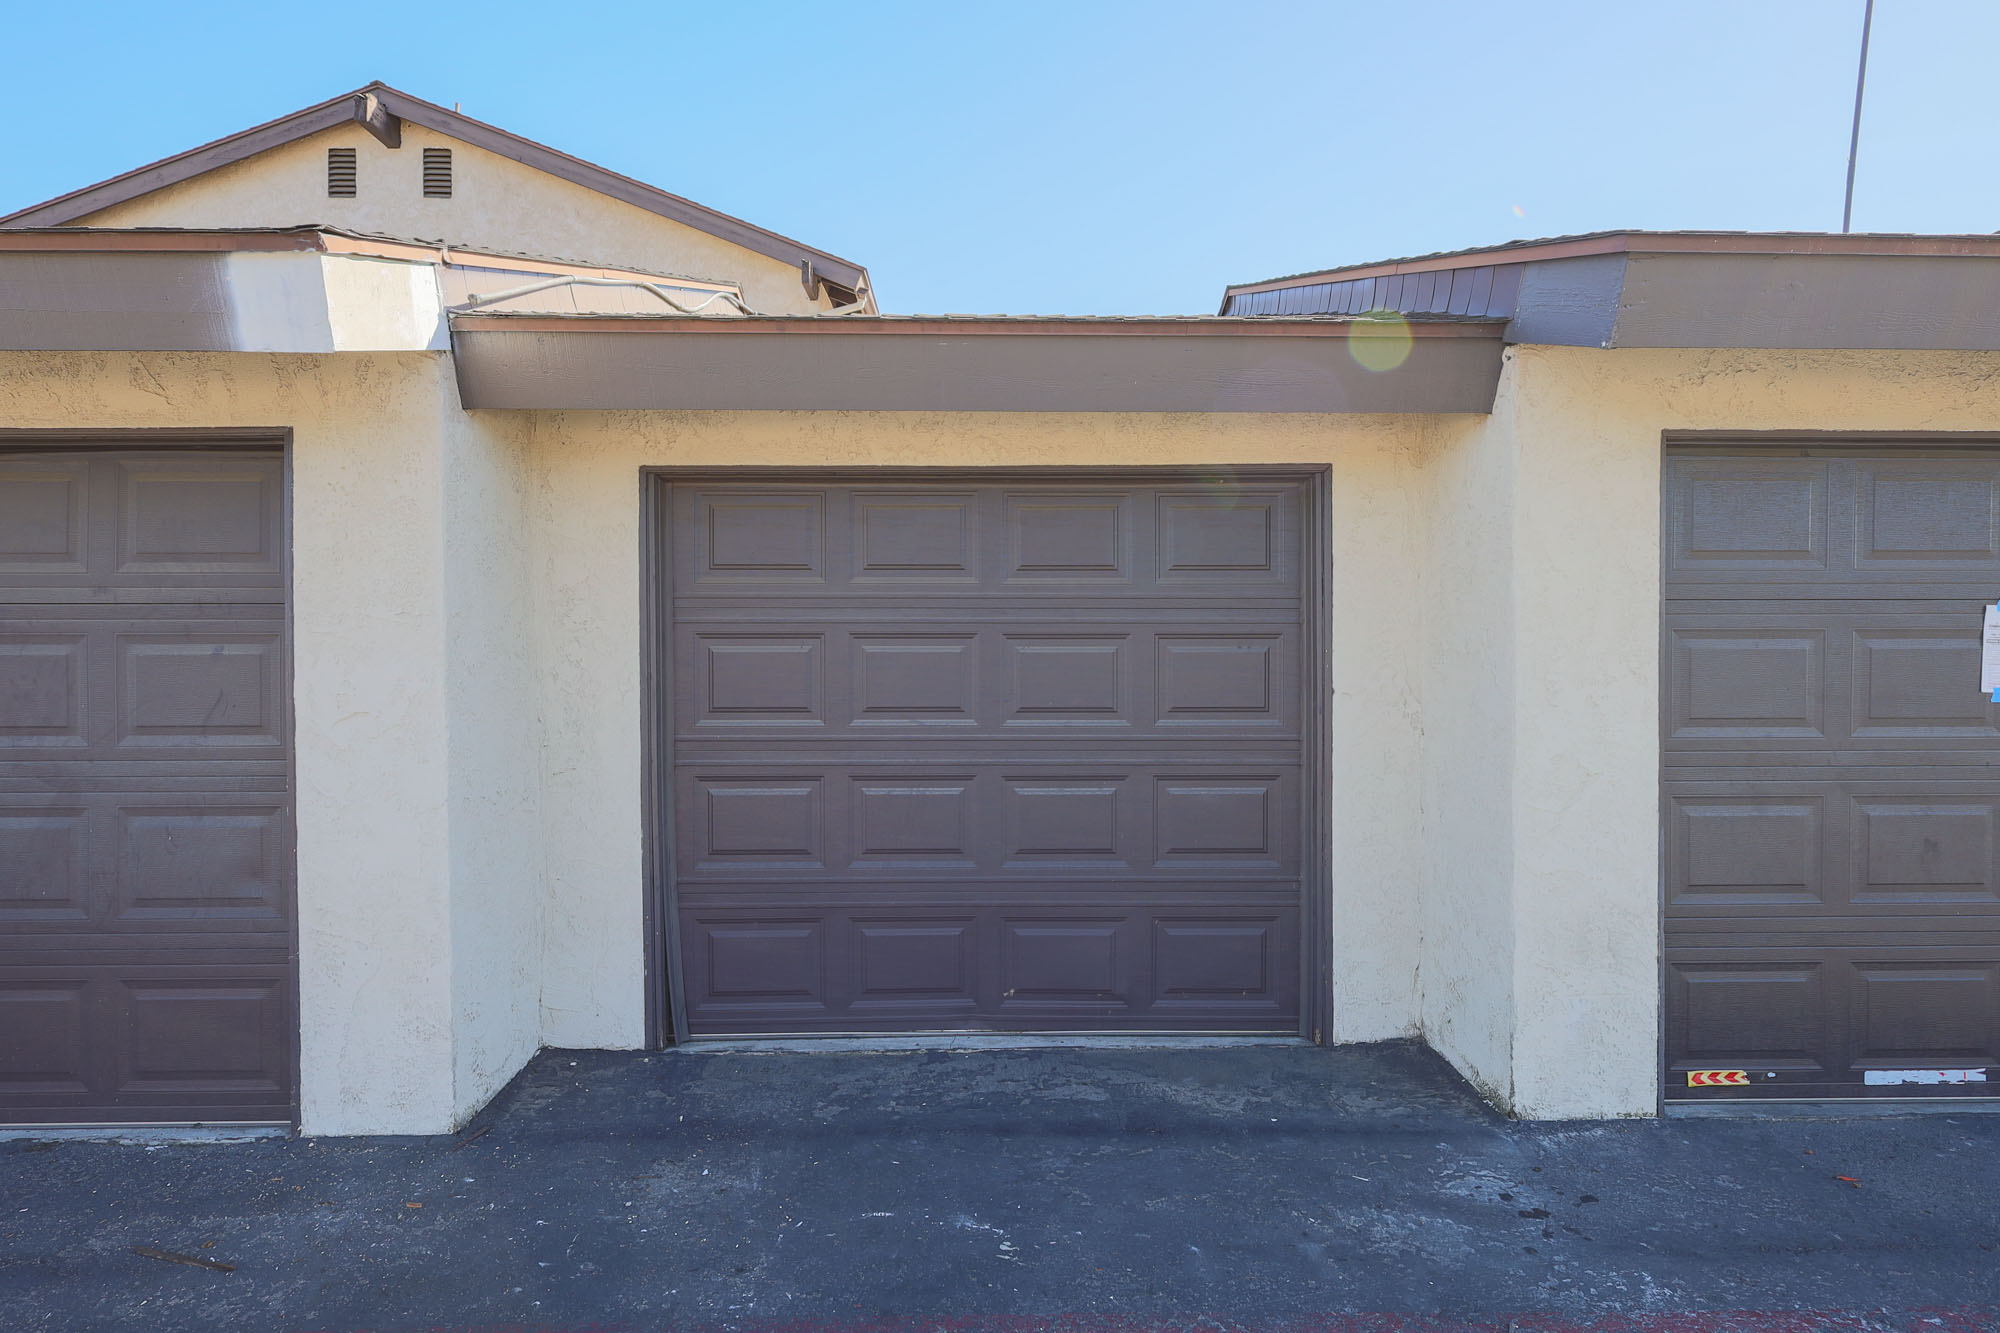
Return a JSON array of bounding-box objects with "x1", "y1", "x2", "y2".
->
[
  {"x1": 1421, "y1": 345, "x2": 2000, "y2": 1119},
  {"x1": 13, "y1": 343, "x2": 2000, "y2": 1133},
  {"x1": 441, "y1": 400, "x2": 546, "y2": 1123},
  {"x1": 75, "y1": 123, "x2": 836, "y2": 315},
  {"x1": 0, "y1": 349, "x2": 544, "y2": 1134},
  {"x1": 524, "y1": 412, "x2": 1444, "y2": 1051}
]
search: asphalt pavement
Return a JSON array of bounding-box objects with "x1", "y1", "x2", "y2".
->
[{"x1": 3, "y1": 1039, "x2": 1996, "y2": 1332}]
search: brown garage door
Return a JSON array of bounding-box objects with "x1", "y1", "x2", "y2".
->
[
  {"x1": 1665, "y1": 444, "x2": 2000, "y2": 1102},
  {"x1": 0, "y1": 444, "x2": 294, "y2": 1125},
  {"x1": 660, "y1": 475, "x2": 1314, "y2": 1036}
]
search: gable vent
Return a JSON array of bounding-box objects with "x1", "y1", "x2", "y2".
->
[
  {"x1": 422, "y1": 147, "x2": 453, "y2": 198},
  {"x1": 326, "y1": 147, "x2": 357, "y2": 198}
]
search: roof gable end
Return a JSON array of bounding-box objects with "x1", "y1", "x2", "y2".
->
[{"x1": 0, "y1": 82, "x2": 867, "y2": 292}]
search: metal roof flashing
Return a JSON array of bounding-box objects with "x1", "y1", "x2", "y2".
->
[{"x1": 1220, "y1": 232, "x2": 2000, "y2": 351}]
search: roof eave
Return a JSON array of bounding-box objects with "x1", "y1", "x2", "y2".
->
[{"x1": 446, "y1": 314, "x2": 1506, "y2": 413}]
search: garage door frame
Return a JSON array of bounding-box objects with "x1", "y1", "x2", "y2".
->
[
  {"x1": 639, "y1": 466, "x2": 1333, "y2": 1048},
  {"x1": 0, "y1": 426, "x2": 298, "y2": 1128},
  {"x1": 1659, "y1": 429, "x2": 2000, "y2": 1111}
]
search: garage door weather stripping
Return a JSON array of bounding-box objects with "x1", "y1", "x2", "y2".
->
[{"x1": 1982, "y1": 600, "x2": 2000, "y2": 701}]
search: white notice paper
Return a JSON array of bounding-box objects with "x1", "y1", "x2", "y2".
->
[
  {"x1": 1983, "y1": 604, "x2": 2000, "y2": 695},
  {"x1": 1863, "y1": 1069, "x2": 1988, "y2": 1086}
]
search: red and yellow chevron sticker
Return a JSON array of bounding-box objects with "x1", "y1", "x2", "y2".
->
[{"x1": 1687, "y1": 1070, "x2": 1750, "y2": 1087}]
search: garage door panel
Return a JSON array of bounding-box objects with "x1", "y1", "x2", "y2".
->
[
  {"x1": 1668, "y1": 451, "x2": 2000, "y2": 598},
  {"x1": 0, "y1": 458, "x2": 89, "y2": 576},
  {"x1": 0, "y1": 978, "x2": 91, "y2": 1095},
  {"x1": 674, "y1": 621, "x2": 1298, "y2": 738},
  {"x1": 1667, "y1": 958, "x2": 1834, "y2": 1073},
  {"x1": 1667, "y1": 457, "x2": 1831, "y2": 578},
  {"x1": 1151, "y1": 917, "x2": 1287, "y2": 1010},
  {"x1": 0, "y1": 609, "x2": 286, "y2": 763},
  {"x1": 1667, "y1": 782, "x2": 2000, "y2": 923},
  {"x1": 1850, "y1": 962, "x2": 2000, "y2": 1067},
  {"x1": 1155, "y1": 488, "x2": 1297, "y2": 586},
  {"x1": 1667, "y1": 794, "x2": 1826, "y2": 909},
  {"x1": 675, "y1": 483, "x2": 1303, "y2": 600},
  {"x1": 1667, "y1": 626, "x2": 1827, "y2": 740},
  {"x1": 678, "y1": 765, "x2": 1298, "y2": 881},
  {"x1": 110, "y1": 799, "x2": 289, "y2": 926},
  {"x1": 109, "y1": 973, "x2": 290, "y2": 1096},
  {"x1": 1853, "y1": 458, "x2": 2000, "y2": 572},
  {"x1": 1850, "y1": 626, "x2": 1996, "y2": 738},
  {"x1": 1003, "y1": 490, "x2": 1134, "y2": 584},
  {"x1": 0, "y1": 962, "x2": 293, "y2": 1120},
  {"x1": 0, "y1": 454, "x2": 283, "y2": 597},
  {"x1": 681, "y1": 489, "x2": 830, "y2": 586},
  {"x1": 111, "y1": 457, "x2": 282, "y2": 579},
  {"x1": 1852, "y1": 796, "x2": 2000, "y2": 905},
  {"x1": 118, "y1": 632, "x2": 284, "y2": 750},
  {"x1": 677, "y1": 900, "x2": 1298, "y2": 1033},
  {"x1": 852, "y1": 490, "x2": 980, "y2": 582},
  {"x1": 0, "y1": 633, "x2": 87, "y2": 749},
  {"x1": 0, "y1": 791, "x2": 291, "y2": 935},
  {"x1": 666, "y1": 476, "x2": 1308, "y2": 1036},
  {"x1": 1666, "y1": 609, "x2": 2000, "y2": 759},
  {"x1": 853, "y1": 635, "x2": 980, "y2": 724},
  {"x1": 1667, "y1": 446, "x2": 2000, "y2": 1102},
  {"x1": 0, "y1": 447, "x2": 292, "y2": 1126}
]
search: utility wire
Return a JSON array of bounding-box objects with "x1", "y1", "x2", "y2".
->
[{"x1": 1842, "y1": 0, "x2": 1875, "y2": 233}]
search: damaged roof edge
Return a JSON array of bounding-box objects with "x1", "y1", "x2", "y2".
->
[{"x1": 0, "y1": 82, "x2": 871, "y2": 293}]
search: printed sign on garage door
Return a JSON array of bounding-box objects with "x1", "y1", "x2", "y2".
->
[
  {"x1": 1664, "y1": 445, "x2": 2000, "y2": 1100},
  {"x1": 662, "y1": 478, "x2": 1310, "y2": 1035}
]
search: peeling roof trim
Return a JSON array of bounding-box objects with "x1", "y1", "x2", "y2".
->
[{"x1": 0, "y1": 83, "x2": 870, "y2": 294}]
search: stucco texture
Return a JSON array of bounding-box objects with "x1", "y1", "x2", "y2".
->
[
  {"x1": 524, "y1": 412, "x2": 1440, "y2": 1053},
  {"x1": 13, "y1": 343, "x2": 2000, "y2": 1133},
  {"x1": 1422, "y1": 346, "x2": 2000, "y2": 1118},
  {"x1": 74, "y1": 123, "x2": 836, "y2": 316},
  {"x1": 0, "y1": 349, "x2": 543, "y2": 1135}
]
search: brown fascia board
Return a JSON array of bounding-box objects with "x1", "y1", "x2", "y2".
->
[
  {"x1": 1219, "y1": 230, "x2": 2000, "y2": 306},
  {"x1": 446, "y1": 313, "x2": 1505, "y2": 337},
  {"x1": 0, "y1": 82, "x2": 871, "y2": 293},
  {"x1": 0, "y1": 226, "x2": 741, "y2": 292},
  {"x1": 0, "y1": 227, "x2": 329, "y2": 254},
  {"x1": 447, "y1": 314, "x2": 1506, "y2": 413}
]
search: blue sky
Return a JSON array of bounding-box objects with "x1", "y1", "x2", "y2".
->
[{"x1": 4, "y1": 1, "x2": 1996, "y2": 314}]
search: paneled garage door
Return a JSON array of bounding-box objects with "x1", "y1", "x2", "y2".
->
[
  {"x1": 658, "y1": 475, "x2": 1317, "y2": 1036},
  {"x1": 1665, "y1": 444, "x2": 2000, "y2": 1102},
  {"x1": 0, "y1": 443, "x2": 294, "y2": 1125}
]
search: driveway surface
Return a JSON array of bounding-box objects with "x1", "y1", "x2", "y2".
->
[{"x1": 2, "y1": 1040, "x2": 1996, "y2": 1332}]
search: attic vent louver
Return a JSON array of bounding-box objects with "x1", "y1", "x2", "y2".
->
[
  {"x1": 422, "y1": 148, "x2": 453, "y2": 198},
  {"x1": 327, "y1": 147, "x2": 357, "y2": 198}
]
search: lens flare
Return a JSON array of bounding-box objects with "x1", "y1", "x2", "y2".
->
[
  {"x1": 1347, "y1": 309, "x2": 1413, "y2": 373},
  {"x1": 1512, "y1": 204, "x2": 1525, "y2": 217}
]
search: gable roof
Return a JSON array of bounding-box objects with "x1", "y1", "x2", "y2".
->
[{"x1": 0, "y1": 81, "x2": 869, "y2": 296}]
